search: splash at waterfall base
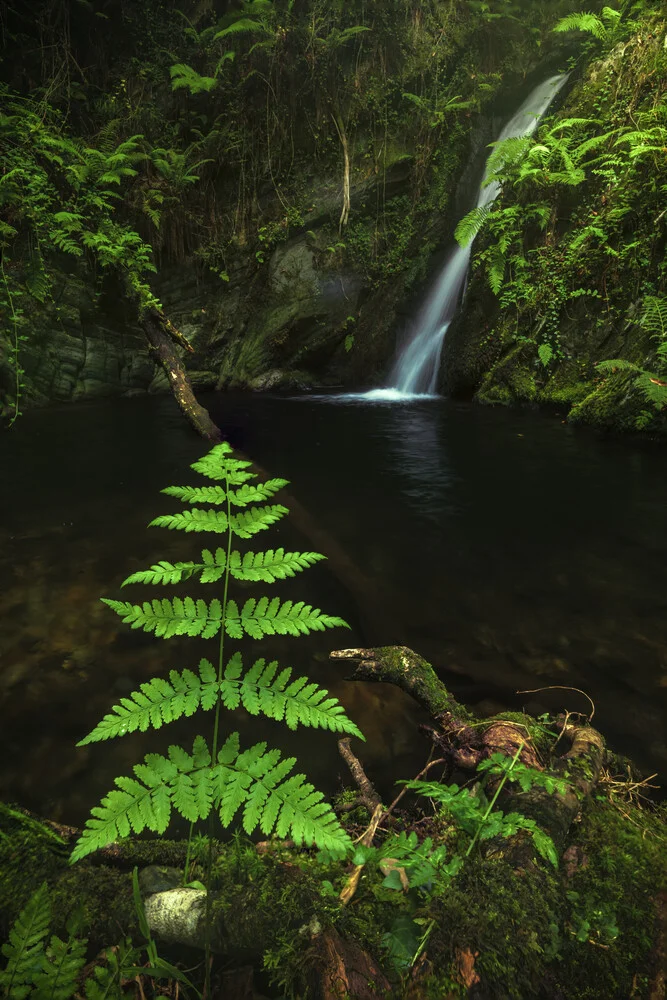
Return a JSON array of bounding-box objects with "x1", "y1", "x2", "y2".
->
[{"x1": 2, "y1": 647, "x2": 665, "y2": 1000}]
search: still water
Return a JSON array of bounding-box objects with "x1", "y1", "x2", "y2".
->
[{"x1": 1, "y1": 391, "x2": 666, "y2": 825}]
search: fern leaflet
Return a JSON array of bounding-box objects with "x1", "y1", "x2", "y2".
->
[
  {"x1": 220, "y1": 653, "x2": 364, "y2": 738},
  {"x1": 70, "y1": 737, "x2": 352, "y2": 862},
  {"x1": 149, "y1": 509, "x2": 229, "y2": 533},
  {"x1": 454, "y1": 204, "x2": 492, "y2": 248},
  {"x1": 161, "y1": 479, "x2": 287, "y2": 506},
  {"x1": 0, "y1": 883, "x2": 51, "y2": 1000},
  {"x1": 33, "y1": 934, "x2": 87, "y2": 1000},
  {"x1": 230, "y1": 505, "x2": 288, "y2": 537},
  {"x1": 224, "y1": 597, "x2": 349, "y2": 639},
  {"x1": 77, "y1": 660, "x2": 218, "y2": 743},
  {"x1": 101, "y1": 596, "x2": 224, "y2": 639},
  {"x1": 120, "y1": 549, "x2": 326, "y2": 587}
]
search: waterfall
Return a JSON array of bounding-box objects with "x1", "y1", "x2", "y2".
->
[{"x1": 366, "y1": 73, "x2": 569, "y2": 401}]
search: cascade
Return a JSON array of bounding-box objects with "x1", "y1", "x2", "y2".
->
[{"x1": 363, "y1": 73, "x2": 569, "y2": 402}]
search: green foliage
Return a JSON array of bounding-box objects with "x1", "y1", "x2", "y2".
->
[
  {"x1": 0, "y1": 887, "x2": 88, "y2": 1000},
  {"x1": 121, "y1": 547, "x2": 325, "y2": 586},
  {"x1": 0, "y1": 884, "x2": 53, "y2": 1000},
  {"x1": 78, "y1": 654, "x2": 364, "y2": 744},
  {"x1": 0, "y1": 85, "x2": 167, "y2": 419},
  {"x1": 72, "y1": 442, "x2": 357, "y2": 863},
  {"x1": 401, "y1": 744, "x2": 562, "y2": 869},
  {"x1": 169, "y1": 64, "x2": 217, "y2": 94},
  {"x1": 0, "y1": 884, "x2": 160, "y2": 1000},
  {"x1": 537, "y1": 343, "x2": 554, "y2": 367},
  {"x1": 553, "y1": 7, "x2": 623, "y2": 45},
  {"x1": 596, "y1": 296, "x2": 667, "y2": 415}
]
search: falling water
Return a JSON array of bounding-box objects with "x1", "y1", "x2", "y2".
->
[{"x1": 367, "y1": 73, "x2": 570, "y2": 400}]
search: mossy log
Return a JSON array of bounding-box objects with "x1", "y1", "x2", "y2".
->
[
  {"x1": 1, "y1": 648, "x2": 666, "y2": 1000},
  {"x1": 140, "y1": 306, "x2": 222, "y2": 442}
]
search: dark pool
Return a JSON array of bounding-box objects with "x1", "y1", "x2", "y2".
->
[{"x1": 1, "y1": 391, "x2": 666, "y2": 826}]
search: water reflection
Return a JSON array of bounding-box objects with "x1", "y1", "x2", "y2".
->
[{"x1": 2, "y1": 392, "x2": 667, "y2": 823}]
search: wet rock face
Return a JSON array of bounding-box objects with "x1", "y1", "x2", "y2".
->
[{"x1": 12, "y1": 269, "x2": 156, "y2": 405}]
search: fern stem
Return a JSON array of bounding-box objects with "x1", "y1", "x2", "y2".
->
[
  {"x1": 465, "y1": 741, "x2": 524, "y2": 858},
  {"x1": 205, "y1": 456, "x2": 234, "y2": 998}
]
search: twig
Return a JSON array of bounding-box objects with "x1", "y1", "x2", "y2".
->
[
  {"x1": 517, "y1": 684, "x2": 596, "y2": 722},
  {"x1": 337, "y1": 738, "x2": 382, "y2": 814}
]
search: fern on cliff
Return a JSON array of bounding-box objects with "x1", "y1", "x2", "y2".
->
[
  {"x1": 72, "y1": 441, "x2": 358, "y2": 863},
  {"x1": 553, "y1": 7, "x2": 623, "y2": 44},
  {"x1": 596, "y1": 296, "x2": 667, "y2": 415}
]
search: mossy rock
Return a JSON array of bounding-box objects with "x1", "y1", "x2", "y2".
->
[
  {"x1": 475, "y1": 342, "x2": 538, "y2": 406},
  {"x1": 568, "y1": 371, "x2": 665, "y2": 434}
]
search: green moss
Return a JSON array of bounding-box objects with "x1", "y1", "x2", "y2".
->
[
  {"x1": 426, "y1": 855, "x2": 562, "y2": 999},
  {"x1": 553, "y1": 799, "x2": 667, "y2": 999},
  {"x1": 476, "y1": 344, "x2": 538, "y2": 406},
  {"x1": 568, "y1": 371, "x2": 663, "y2": 433}
]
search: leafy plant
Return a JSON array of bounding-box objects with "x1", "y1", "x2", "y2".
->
[
  {"x1": 596, "y1": 295, "x2": 667, "y2": 416},
  {"x1": 553, "y1": 7, "x2": 624, "y2": 46},
  {"x1": 0, "y1": 883, "x2": 158, "y2": 1000},
  {"x1": 71, "y1": 442, "x2": 361, "y2": 863},
  {"x1": 401, "y1": 743, "x2": 563, "y2": 868}
]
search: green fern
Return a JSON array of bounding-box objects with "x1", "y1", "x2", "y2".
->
[
  {"x1": 0, "y1": 884, "x2": 51, "y2": 1000},
  {"x1": 71, "y1": 733, "x2": 349, "y2": 861},
  {"x1": 78, "y1": 653, "x2": 363, "y2": 744},
  {"x1": 73, "y1": 441, "x2": 357, "y2": 863},
  {"x1": 0, "y1": 888, "x2": 148, "y2": 1000},
  {"x1": 553, "y1": 11, "x2": 608, "y2": 40},
  {"x1": 454, "y1": 204, "x2": 493, "y2": 248},
  {"x1": 169, "y1": 64, "x2": 217, "y2": 94},
  {"x1": 553, "y1": 7, "x2": 621, "y2": 43},
  {"x1": 32, "y1": 935, "x2": 87, "y2": 1000},
  {"x1": 640, "y1": 295, "x2": 667, "y2": 340},
  {"x1": 121, "y1": 548, "x2": 325, "y2": 587}
]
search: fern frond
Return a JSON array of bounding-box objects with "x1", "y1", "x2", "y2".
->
[
  {"x1": 488, "y1": 243, "x2": 506, "y2": 294},
  {"x1": 77, "y1": 660, "x2": 218, "y2": 744},
  {"x1": 149, "y1": 508, "x2": 229, "y2": 533},
  {"x1": 230, "y1": 505, "x2": 288, "y2": 537},
  {"x1": 595, "y1": 359, "x2": 641, "y2": 374},
  {"x1": 640, "y1": 295, "x2": 667, "y2": 340},
  {"x1": 0, "y1": 883, "x2": 51, "y2": 1000},
  {"x1": 213, "y1": 18, "x2": 269, "y2": 41},
  {"x1": 224, "y1": 597, "x2": 349, "y2": 639},
  {"x1": 160, "y1": 479, "x2": 287, "y2": 506},
  {"x1": 220, "y1": 652, "x2": 364, "y2": 738},
  {"x1": 454, "y1": 204, "x2": 492, "y2": 248},
  {"x1": 229, "y1": 548, "x2": 325, "y2": 582},
  {"x1": 212, "y1": 737, "x2": 352, "y2": 852},
  {"x1": 169, "y1": 64, "x2": 217, "y2": 94},
  {"x1": 101, "y1": 596, "x2": 224, "y2": 639},
  {"x1": 34, "y1": 934, "x2": 87, "y2": 1000},
  {"x1": 71, "y1": 737, "x2": 351, "y2": 861},
  {"x1": 70, "y1": 763, "x2": 176, "y2": 861},
  {"x1": 190, "y1": 443, "x2": 254, "y2": 483},
  {"x1": 120, "y1": 548, "x2": 325, "y2": 587},
  {"x1": 120, "y1": 559, "x2": 204, "y2": 586},
  {"x1": 229, "y1": 480, "x2": 288, "y2": 505},
  {"x1": 484, "y1": 135, "x2": 533, "y2": 181},
  {"x1": 635, "y1": 372, "x2": 667, "y2": 408},
  {"x1": 161, "y1": 485, "x2": 227, "y2": 505},
  {"x1": 553, "y1": 12, "x2": 606, "y2": 40}
]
